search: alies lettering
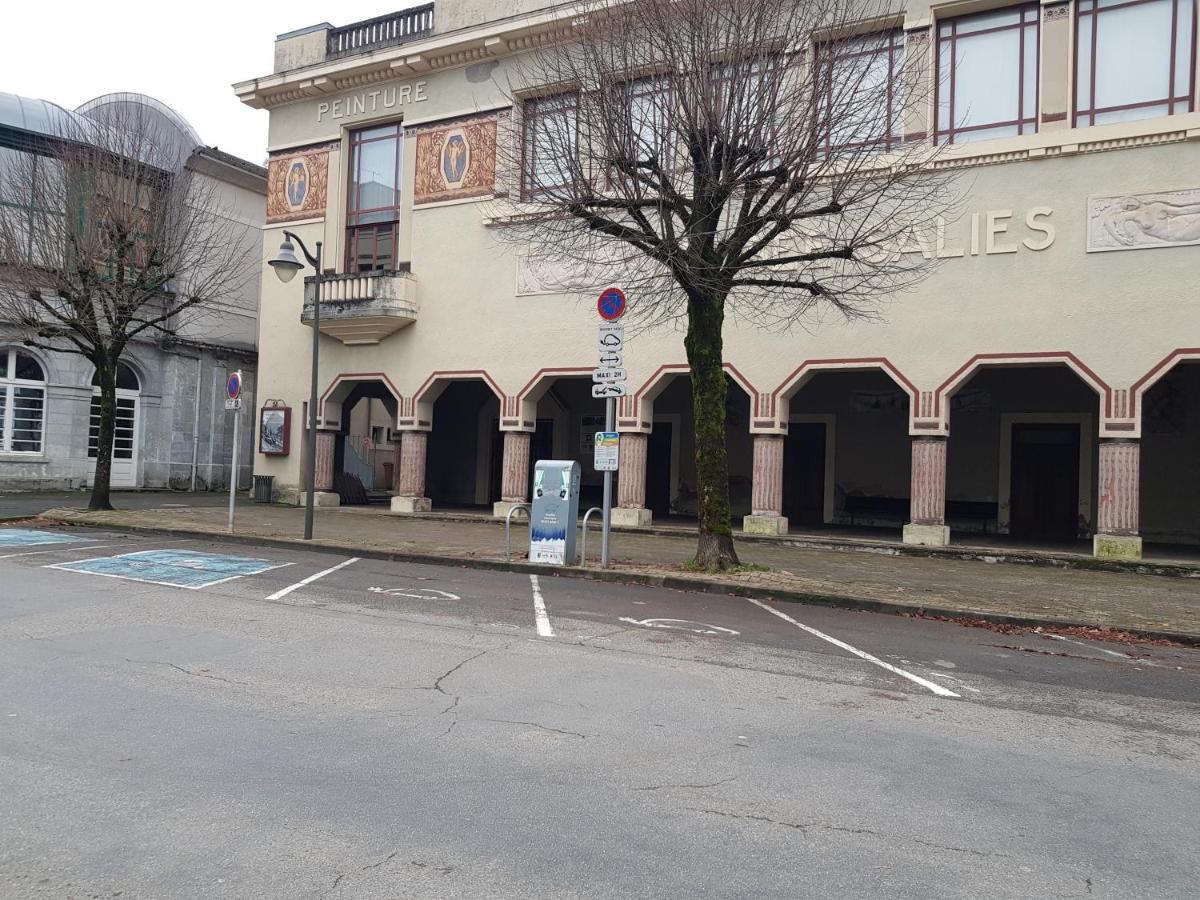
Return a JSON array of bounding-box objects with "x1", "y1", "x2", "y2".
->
[{"x1": 885, "y1": 207, "x2": 1056, "y2": 263}]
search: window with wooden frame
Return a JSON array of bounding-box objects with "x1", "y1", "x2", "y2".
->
[
  {"x1": 816, "y1": 29, "x2": 905, "y2": 154},
  {"x1": 607, "y1": 74, "x2": 675, "y2": 185},
  {"x1": 346, "y1": 122, "x2": 403, "y2": 272},
  {"x1": 710, "y1": 55, "x2": 782, "y2": 140},
  {"x1": 1075, "y1": 0, "x2": 1196, "y2": 127},
  {"x1": 936, "y1": 5, "x2": 1040, "y2": 144},
  {"x1": 520, "y1": 92, "x2": 579, "y2": 199}
]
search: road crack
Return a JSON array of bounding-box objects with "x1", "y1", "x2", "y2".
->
[
  {"x1": 431, "y1": 649, "x2": 489, "y2": 695},
  {"x1": 481, "y1": 718, "x2": 587, "y2": 739},
  {"x1": 686, "y1": 807, "x2": 1008, "y2": 858},
  {"x1": 124, "y1": 658, "x2": 247, "y2": 686},
  {"x1": 634, "y1": 776, "x2": 736, "y2": 791}
]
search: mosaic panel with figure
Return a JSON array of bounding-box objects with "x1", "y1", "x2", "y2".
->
[
  {"x1": 414, "y1": 115, "x2": 497, "y2": 205},
  {"x1": 266, "y1": 146, "x2": 332, "y2": 224}
]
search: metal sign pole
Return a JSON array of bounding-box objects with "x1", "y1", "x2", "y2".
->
[
  {"x1": 601, "y1": 395, "x2": 614, "y2": 568},
  {"x1": 227, "y1": 403, "x2": 240, "y2": 534},
  {"x1": 594, "y1": 286, "x2": 627, "y2": 570}
]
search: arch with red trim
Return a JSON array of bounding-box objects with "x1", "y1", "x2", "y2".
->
[
  {"x1": 404, "y1": 370, "x2": 505, "y2": 431},
  {"x1": 769, "y1": 358, "x2": 919, "y2": 434},
  {"x1": 618, "y1": 363, "x2": 757, "y2": 432},
  {"x1": 318, "y1": 372, "x2": 406, "y2": 430},
  {"x1": 933, "y1": 352, "x2": 1111, "y2": 435}
]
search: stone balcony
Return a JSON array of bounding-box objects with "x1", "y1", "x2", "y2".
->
[{"x1": 301, "y1": 269, "x2": 418, "y2": 345}]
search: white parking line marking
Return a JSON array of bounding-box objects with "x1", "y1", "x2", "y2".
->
[
  {"x1": 1044, "y1": 634, "x2": 1130, "y2": 659},
  {"x1": 0, "y1": 542, "x2": 125, "y2": 561},
  {"x1": 746, "y1": 598, "x2": 960, "y2": 698},
  {"x1": 618, "y1": 617, "x2": 740, "y2": 636},
  {"x1": 266, "y1": 557, "x2": 360, "y2": 600},
  {"x1": 530, "y1": 574, "x2": 555, "y2": 638},
  {"x1": 368, "y1": 586, "x2": 460, "y2": 600},
  {"x1": 928, "y1": 672, "x2": 982, "y2": 693}
]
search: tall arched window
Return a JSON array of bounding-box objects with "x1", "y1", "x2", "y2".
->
[{"x1": 0, "y1": 348, "x2": 47, "y2": 453}]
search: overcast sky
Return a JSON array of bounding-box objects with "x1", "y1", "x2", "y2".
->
[{"x1": 2, "y1": 0, "x2": 397, "y2": 164}]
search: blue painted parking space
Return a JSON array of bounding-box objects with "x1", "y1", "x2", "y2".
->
[
  {"x1": 0, "y1": 529, "x2": 89, "y2": 547},
  {"x1": 47, "y1": 549, "x2": 291, "y2": 590}
]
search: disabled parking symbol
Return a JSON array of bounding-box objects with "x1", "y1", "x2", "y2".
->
[{"x1": 48, "y1": 548, "x2": 290, "y2": 589}]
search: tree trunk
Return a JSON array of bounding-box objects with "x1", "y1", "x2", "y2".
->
[
  {"x1": 88, "y1": 359, "x2": 118, "y2": 511},
  {"x1": 684, "y1": 290, "x2": 740, "y2": 570}
]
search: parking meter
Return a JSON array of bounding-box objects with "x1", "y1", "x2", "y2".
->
[{"x1": 529, "y1": 460, "x2": 581, "y2": 565}]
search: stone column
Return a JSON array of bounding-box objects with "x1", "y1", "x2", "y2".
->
[
  {"x1": 903, "y1": 436, "x2": 949, "y2": 546},
  {"x1": 493, "y1": 430, "x2": 532, "y2": 517},
  {"x1": 1095, "y1": 438, "x2": 1142, "y2": 559},
  {"x1": 613, "y1": 432, "x2": 652, "y2": 527},
  {"x1": 312, "y1": 430, "x2": 340, "y2": 508},
  {"x1": 743, "y1": 434, "x2": 788, "y2": 535},
  {"x1": 391, "y1": 430, "x2": 431, "y2": 513}
]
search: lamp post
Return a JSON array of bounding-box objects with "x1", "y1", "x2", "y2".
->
[{"x1": 268, "y1": 232, "x2": 322, "y2": 540}]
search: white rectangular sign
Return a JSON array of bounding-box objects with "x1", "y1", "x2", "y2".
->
[
  {"x1": 592, "y1": 368, "x2": 627, "y2": 383},
  {"x1": 591, "y1": 382, "x2": 628, "y2": 398},
  {"x1": 224, "y1": 398, "x2": 242, "y2": 411},
  {"x1": 594, "y1": 432, "x2": 619, "y2": 471},
  {"x1": 598, "y1": 324, "x2": 624, "y2": 354}
]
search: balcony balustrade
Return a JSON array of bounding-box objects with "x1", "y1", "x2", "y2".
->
[
  {"x1": 302, "y1": 268, "x2": 418, "y2": 344},
  {"x1": 326, "y1": 4, "x2": 435, "y2": 58}
]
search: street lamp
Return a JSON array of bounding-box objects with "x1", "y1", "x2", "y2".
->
[{"x1": 268, "y1": 232, "x2": 322, "y2": 540}]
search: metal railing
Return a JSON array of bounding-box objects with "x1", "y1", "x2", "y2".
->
[
  {"x1": 504, "y1": 503, "x2": 531, "y2": 562},
  {"x1": 579, "y1": 506, "x2": 603, "y2": 568},
  {"x1": 327, "y1": 4, "x2": 435, "y2": 58}
]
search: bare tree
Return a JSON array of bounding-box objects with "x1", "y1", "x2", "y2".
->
[
  {"x1": 0, "y1": 102, "x2": 255, "y2": 510},
  {"x1": 492, "y1": 0, "x2": 956, "y2": 569}
]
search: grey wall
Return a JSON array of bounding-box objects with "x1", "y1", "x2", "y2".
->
[{"x1": 0, "y1": 335, "x2": 256, "y2": 493}]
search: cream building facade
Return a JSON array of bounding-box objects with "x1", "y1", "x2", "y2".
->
[{"x1": 237, "y1": 0, "x2": 1200, "y2": 559}]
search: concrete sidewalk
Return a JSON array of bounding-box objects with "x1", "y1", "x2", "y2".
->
[{"x1": 34, "y1": 502, "x2": 1200, "y2": 643}]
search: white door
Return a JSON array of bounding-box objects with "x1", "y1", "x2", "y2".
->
[{"x1": 89, "y1": 363, "x2": 141, "y2": 488}]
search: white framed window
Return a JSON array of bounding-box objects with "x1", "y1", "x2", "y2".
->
[
  {"x1": 0, "y1": 348, "x2": 47, "y2": 454},
  {"x1": 937, "y1": 5, "x2": 1040, "y2": 144},
  {"x1": 1075, "y1": 0, "x2": 1197, "y2": 127},
  {"x1": 88, "y1": 362, "x2": 140, "y2": 464}
]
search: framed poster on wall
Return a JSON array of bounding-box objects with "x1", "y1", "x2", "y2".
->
[{"x1": 259, "y1": 404, "x2": 291, "y2": 455}]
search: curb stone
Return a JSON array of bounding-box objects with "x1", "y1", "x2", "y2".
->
[
  {"x1": 32, "y1": 511, "x2": 1200, "y2": 647},
  {"x1": 350, "y1": 509, "x2": 1200, "y2": 579}
]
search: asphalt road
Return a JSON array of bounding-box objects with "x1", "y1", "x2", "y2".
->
[{"x1": 1, "y1": 526, "x2": 1198, "y2": 899}]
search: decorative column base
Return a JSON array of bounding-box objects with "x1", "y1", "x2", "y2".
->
[
  {"x1": 743, "y1": 514, "x2": 788, "y2": 536},
  {"x1": 906, "y1": 435, "x2": 949, "y2": 548},
  {"x1": 1095, "y1": 438, "x2": 1141, "y2": 560},
  {"x1": 391, "y1": 495, "x2": 432, "y2": 514},
  {"x1": 494, "y1": 430, "x2": 532, "y2": 519},
  {"x1": 902, "y1": 523, "x2": 950, "y2": 547},
  {"x1": 746, "y1": 434, "x2": 786, "y2": 536},
  {"x1": 313, "y1": 491, "x2": 341, "y2": 508},
  {"x1": 392, "y1": 430, "x2": 430, "y2": 515},
  {"x1": 612, "y1": 506, "x2": 652, "y2": 527},
  {"x1": 616, "y1": 433, "x2": 649, "y2": 527},
  {"x1": 1093, "y1": 533, "x2": 1142, "y2": 560},
  {"x1": 493, "y1": 500, "x2": 528, "y2": 518}
]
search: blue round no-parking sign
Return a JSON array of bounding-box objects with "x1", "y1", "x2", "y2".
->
[
  {"x1": 226, "y1": 371, "x2": 242, "y2": 401},
  {"x1": 597, "y1": 287, "x2": 627, "y2": 321}
]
